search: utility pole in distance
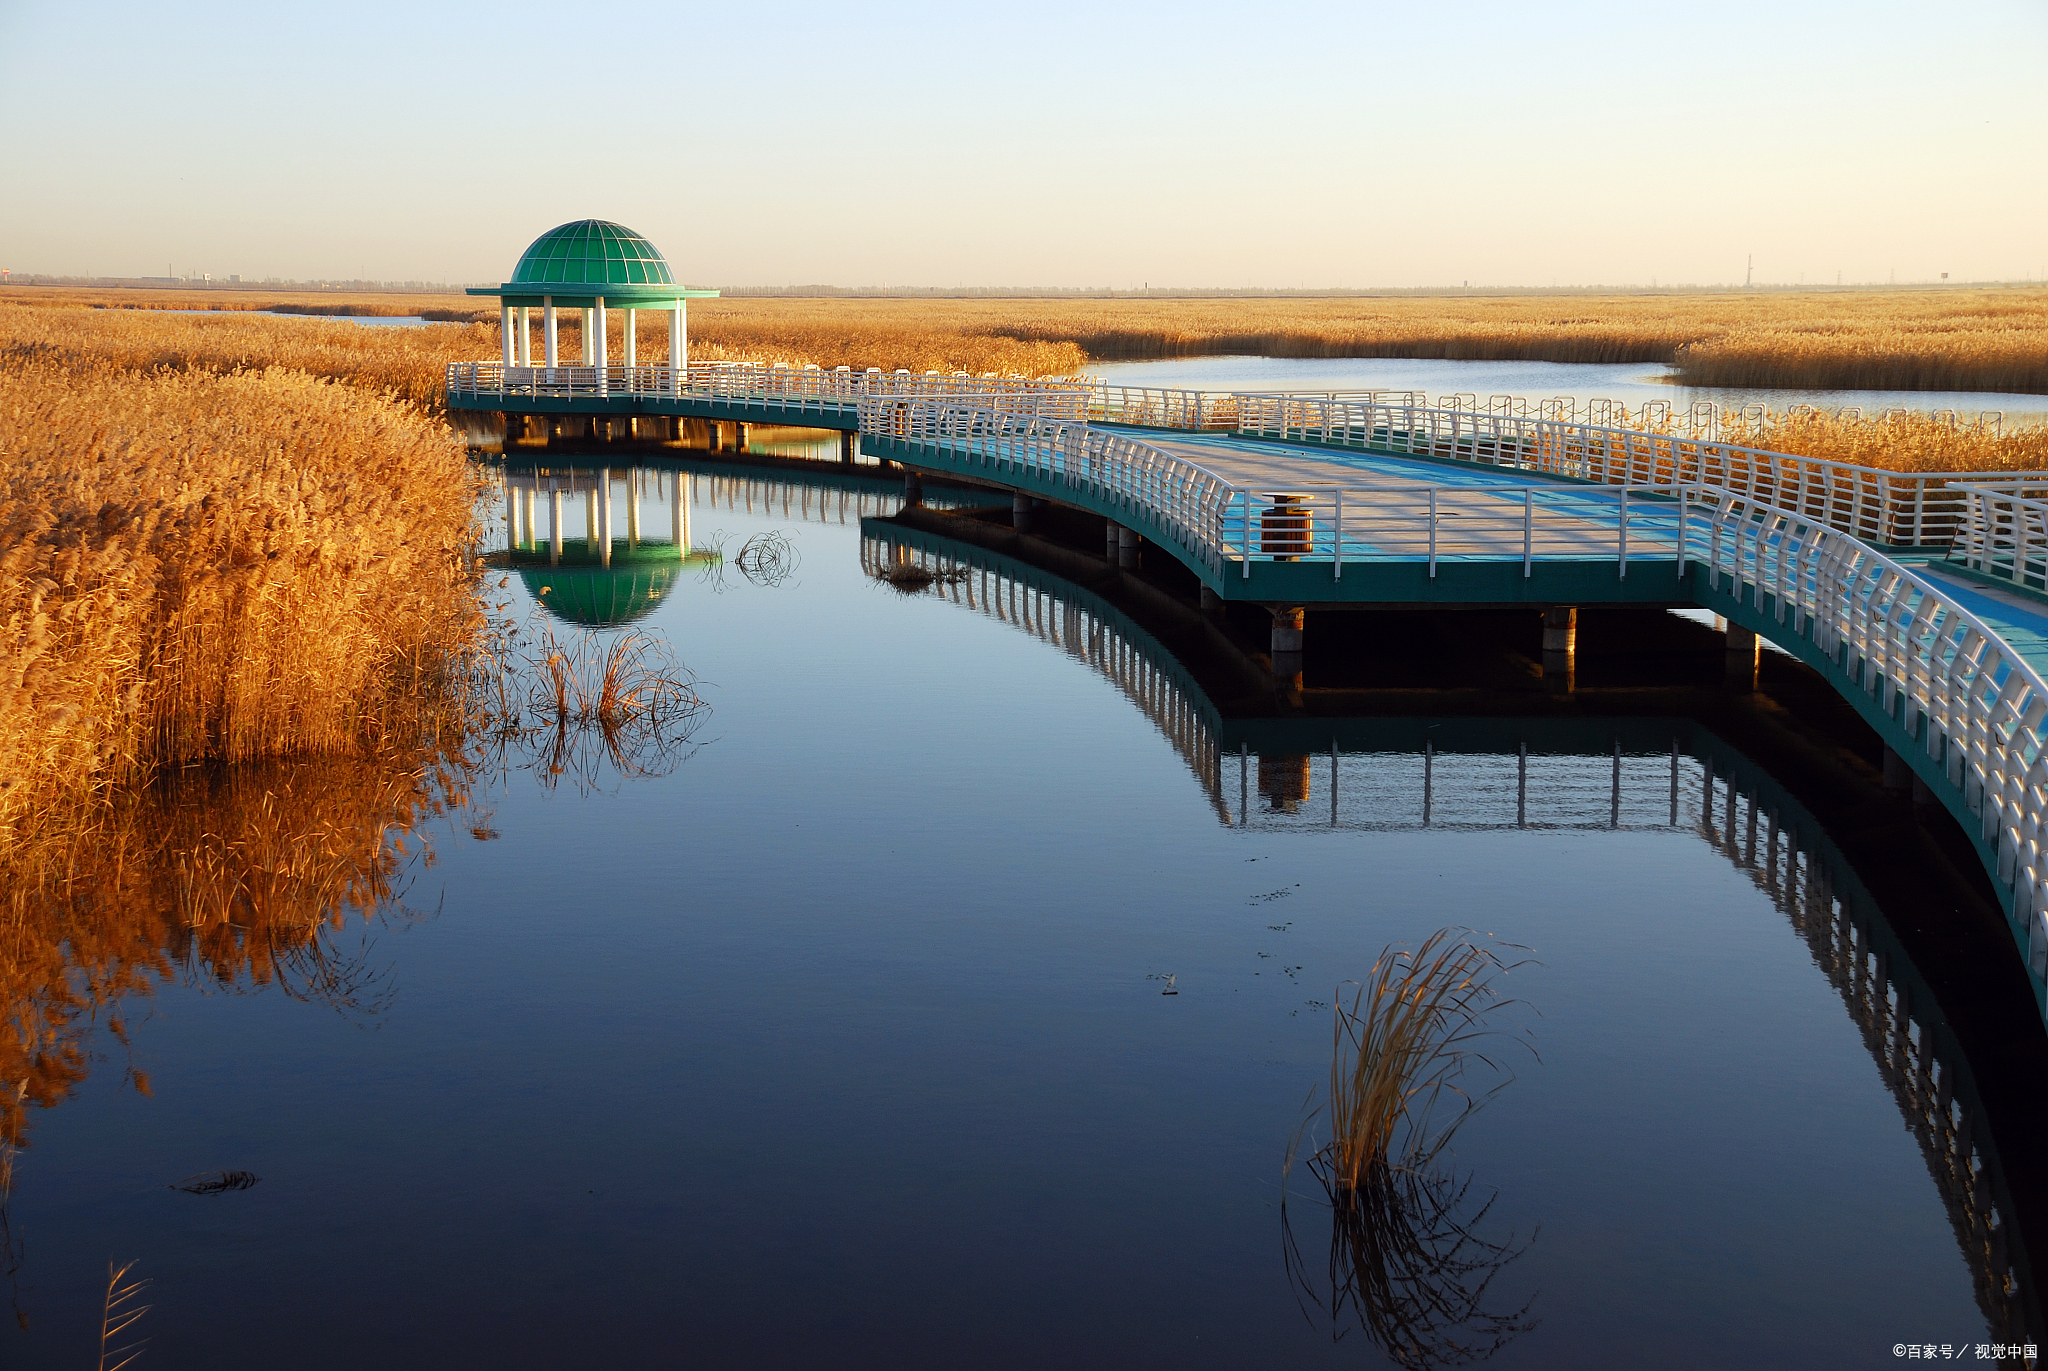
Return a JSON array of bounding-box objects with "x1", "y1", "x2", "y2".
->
[{"x1": 1745, "y1": 254, "x2": 1753, "y2": 289}]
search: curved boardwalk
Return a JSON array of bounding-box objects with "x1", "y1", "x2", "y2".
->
[{"x1": 456, "y1": 363, "x2": 2048, "y2": 1029}]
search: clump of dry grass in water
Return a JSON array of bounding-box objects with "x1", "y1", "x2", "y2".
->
[
  {"x1": 482, "y1": 617, "x2": 708, "y2": 791},
  {"x1": 871, "y1": 556, "x2": 970, "y2": 594},
  {"x1": 1283, "y1": 929, "x2": 1538, "y2": 1365}
]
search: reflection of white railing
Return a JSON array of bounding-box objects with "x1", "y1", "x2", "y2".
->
[
  {"x1": 862, "y1": 401, "x2": 1679, "y2": 579},
  {"x1": 445, "y1": 361, "x2": 1089, "y2": 418},
  {"x1": 1688, "y1": 483, "x2": 2048, "y2": 974}
]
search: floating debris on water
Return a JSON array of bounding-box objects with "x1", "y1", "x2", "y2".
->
[{"x1": 170, "y1": 1171, "x2": 260, "y2": 1195}]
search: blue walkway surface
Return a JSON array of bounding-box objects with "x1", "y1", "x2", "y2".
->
[
  {"x1": 1122, "y1": 427, "x2": 1581, "y2": 491},
  {"x1": 1899, "y1": 559, "x2": 2048, "y2": 677}
]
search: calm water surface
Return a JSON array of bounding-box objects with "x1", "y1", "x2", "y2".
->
[
  {"x1": 1093, "y1": 355, "x2": 2048, "y2": 427},
  {"x1": 7, "y1": 457, "x2": 2040, "y2": 1368}
]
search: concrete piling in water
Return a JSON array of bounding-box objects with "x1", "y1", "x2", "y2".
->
[
  {"x1": 902, "y1": 469, "x2": 924, "y2": 506},
  {"x1": 1118, "y1": 525, "x2": 1140, "y2": 569},
  {"x1": 1105, "y1": 520, "x2": 1121, "y2": 558},
  {"x1": 1271, "y1": 606, "x2": 1305, "y2": 685},
  {"x1": 1012, "y1": 494, "x2": 1032, "y2": 532},
  {"x1": 1542, "y1": 607, "x2": 1576, "y2": 689},
  {"x1": 1883, "y1": 745, "x2": 1911, "y2": 793},
  {"x1": 1200, "y1": 586, "x2": 1220, "y2": 614},
  {"x1": 839, "y1": 430, "x2": 859, "y2": 463},
  {"x1": 1726, "y1": 623, "x2": 1760, "y2": 691}
]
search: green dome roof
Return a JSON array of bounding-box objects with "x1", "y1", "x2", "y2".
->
[
  {"x1": 518, "y1": 562, "x2": 681, "y2": 626},
  {"x1": 509, "y1": 220, "x2": 673, "y2": 287}
]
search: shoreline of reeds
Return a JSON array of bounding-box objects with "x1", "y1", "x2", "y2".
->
[
  {"x1": 9, "y1": 285, "x2": 2045, "y2": 396},
  {"x1": 0, "y1": 337, "x2": 490, "y2": 852}
]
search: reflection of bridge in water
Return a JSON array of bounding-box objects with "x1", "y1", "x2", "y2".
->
[
  {"x1": 861, "y1": 517, "x2": 2041, "y2": 1344},
  {"x1": 498, "y1": 458, "x2": 980, "y2": 557}
]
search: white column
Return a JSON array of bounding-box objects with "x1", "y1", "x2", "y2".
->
[
  {"x1": 624, "y1": 307, "x2": 636, "y2": 382},
  {"x1": 627, "y1": 471, "x2": 641, "y2": 547},
  {"x1": 594, "y1": 297, "x2": 608, "y2": 396},
  {"x1": 672, "y1": 471, "x2": 690, "y2": 550},
  {"x1": 522, "y1": 487, "x2": 535, "y2": 549},
  {"x1": 543, "y1": 298, "x2": 558, "y2": 370},
  {"x1": 517, "y1": 307, "x2": 531, "y2": 366},
  {"x1": 549, "y1": 486, "x2": 563, "y2": 564},
  {"x1": 598, "y1": 468, "x2": 613, "y2": 567},
  {"x1": 504, "y1": 471, "x2": 518, "y2": 549},
  {"x1": 669, "y1": 303, "x2": 684, "y2": 396},
  {"x1": 584, "y1": 487, "x2": 597, "y2": 551},
  {"x1": 500, "y1": 304, "x2": 514, "y2": 367},
  {"x1": 581, "y1": 307, "x2": 594, "y2": 365}
]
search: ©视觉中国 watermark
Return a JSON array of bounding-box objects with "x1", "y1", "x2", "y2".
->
[{"x1": 1893, "y1": 1346, "x2": 2038, "y2": 1361}]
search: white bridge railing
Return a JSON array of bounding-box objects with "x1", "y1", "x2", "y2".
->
[
  {"x1": 862, "y1": 400, "x2": 1682, "y2": 581},
  {"x1": 446, "y1": 361, "x2": 1089, "y2": 418},
  {"x1": 1690, "y1": 483, "x2": 2048, "y2": 975},
  {"x1": 1948, "y1": 485, "x2": 2048, "y2": 595},
  {"x1": 1085, "y1": 384, "x2": 2039, "y2": 550},
  {"x1": 1228, "y1": 393, "x2": 2028, "y2": 550}
]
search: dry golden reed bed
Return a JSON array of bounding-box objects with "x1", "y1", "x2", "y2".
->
[
  {"x1": 689, "y1": 290, "x2": 2048, "y2": 395},
  {"x1": 21, "y1": 283, "x2": 2046, "y2": 395},
  {"x1": 0, "y1": 342, "x2": 485, "y2": 850}
]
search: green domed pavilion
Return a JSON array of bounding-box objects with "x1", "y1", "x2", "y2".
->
[{"x1": 468, "y1": 219, "x2": 719, "y2": 387}]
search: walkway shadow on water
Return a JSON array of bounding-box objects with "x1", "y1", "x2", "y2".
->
[{"x1": 864, "y1": 503, "x2": 2048, "y2": 1351}]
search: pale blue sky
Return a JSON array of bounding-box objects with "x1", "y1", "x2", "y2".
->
[{"x1": 2, "y1": 0, "x2": 2042, "y2": 287}]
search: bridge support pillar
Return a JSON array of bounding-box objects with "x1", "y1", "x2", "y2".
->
[
  {"x1": 839, "y1": 430, "x2": 858, "y2": 463},
  {"x1": 1118, "y1": 525, "x2": 1141, "y2": 569},
  {"x1": 1542, "y1": 606, "x2": 1576, "y2": 681},
  {"x1": 1105, "y1": 520, "x2": 1121, "y2": 557},
  {"x1": 1201, "y1": 586, "x2": 1221, "y2": 614},
  {"x1": 1726, "y1": 623, "x2": 1760, "y2": 691},
  {"x1": 902, "y1": 469, "x2": 924, "y2": 506},
  {"x1": 1012, "y1": 494, "x2": 1033, "y2": 532},
  {"x1": 1271, "y1": 606, "x2": 1305, "y2": 684},
  {"x1": 734, "y1": 422, "x2": 749, "y2": 450},
  {"x1": 1883, "y1": 745, "x2": 1911, "y2": 794}
]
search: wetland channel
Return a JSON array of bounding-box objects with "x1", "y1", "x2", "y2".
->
[{"x1": 8, "y1": 446, "x2": 2046, "y2": 1369}]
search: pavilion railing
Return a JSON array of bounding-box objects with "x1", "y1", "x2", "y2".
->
[{"x1": 445, "y1": 361, "x2": 1090, "y2": 418}]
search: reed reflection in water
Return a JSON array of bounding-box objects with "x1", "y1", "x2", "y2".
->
[{"x1": 0, "y1": 743, "x2": 472, "y2": 1318}]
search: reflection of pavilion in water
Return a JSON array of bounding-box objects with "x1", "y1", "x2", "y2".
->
[
  {"x1": 861, "y1": 521, "x2": 2042, "y2": 1345},
  {"x1": 501, "y1": 461, "x2": 979, "y2": 624}
]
